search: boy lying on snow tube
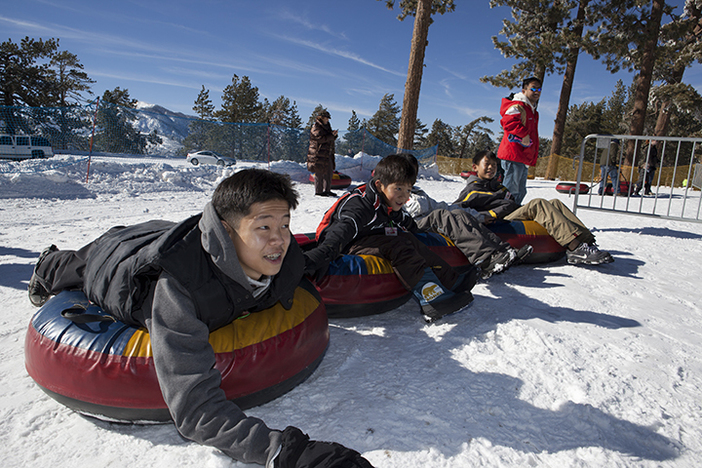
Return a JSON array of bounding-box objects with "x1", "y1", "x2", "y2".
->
[{"x1": 25, "y1": 168, "x2": 372, "y2": 468}]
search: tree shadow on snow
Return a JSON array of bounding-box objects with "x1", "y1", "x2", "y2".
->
[
  {"x1": 52, "y1": 263, "x2": 675, "y2": 465},
  {"x1": 594, "y1": 226, "x2": 702, "y2": 241},
  {"x1": 294, "y1": 299, "x2": 678, "y2": 464},
  {"x1": 0, "y1": 246, "x2": 38, "y2": 290}
]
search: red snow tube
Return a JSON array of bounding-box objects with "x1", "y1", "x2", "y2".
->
[
  {"x1": 555, "y1": 182, "x2": 590, "y2": 194},
  {"x1": 295, "y1": 232, "x2": 471, "y2": 318},
  {"x1": 25, "y1": 279, "x2": 329, "y2": 423},
  {"x1": 459, "y1": 170, "x2": 476, "y2": 179},
  {"x1": 308, "y1": 171, "x2": 352, "y2": 189},
  {"x1": 604, "y1": 181, "x2": 630, "y2": 195},
  {"x1": 487, "y1": 220, "x2": 565, "y2": 264}
]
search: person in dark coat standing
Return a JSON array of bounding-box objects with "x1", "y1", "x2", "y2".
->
[
  {"x1": 307, "y1": 109, "x2": 338, "y2": 197},
  {"x1": 634, "y1": 140, "x2": 660, "y2": 196}
]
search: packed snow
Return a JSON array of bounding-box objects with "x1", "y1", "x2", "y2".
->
[{"x1": 1, "y1": 153, "x2": 701, "y2": 467}]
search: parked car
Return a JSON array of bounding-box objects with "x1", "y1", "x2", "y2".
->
[
  {"x1": 0, "y1": 134, "x2": 54, "y2": 160},
  {"x1": 186, "y1": 150, "x2": 236, "y2": 167}
]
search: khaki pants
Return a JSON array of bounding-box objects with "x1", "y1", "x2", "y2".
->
[{"x1": 505, "y1": 198, "x2": 595, "y2": 247}]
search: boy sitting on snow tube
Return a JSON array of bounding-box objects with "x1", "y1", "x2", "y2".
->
[
  {"x1": 302, "y1": 154, "x2": 479, "y2": 324},
  {"x1": 399, "y1": 153, "x2": 533, "y2": 280},
  {"x1": 26, "y1": 169, "x2": 372, "y2": 468},
  {"x1": 455, "y1": 150, "x2": 614, "y2": 266}
]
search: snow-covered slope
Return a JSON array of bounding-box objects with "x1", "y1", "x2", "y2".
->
[{"x1": 1, "y1": 154, "x2": 701, "y2": 467}]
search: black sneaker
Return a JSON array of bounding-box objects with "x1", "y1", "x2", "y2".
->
[
  {"x1": 480, "y1": 248, "x2": 517, "y2": 279},
  {"x1": 515, "y1": 244, "x2": 534, "y2": 264},
  {"x1": 566, "y1": 242, "x2": 614, "y2": 265},
  {"x1": 28, "y1": 245, "x2": 58, "y2": 307}
]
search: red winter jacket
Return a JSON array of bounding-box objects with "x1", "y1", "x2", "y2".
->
[{"x1": 497, "y1": 93, "x2": 539, "y2": 166}]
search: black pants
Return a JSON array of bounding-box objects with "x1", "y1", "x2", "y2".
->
[
  {"x1": 416, "y1": 209, "x2": 509, "y2": 265},
  {"x1": 346, "y1": 232, "x2": 458, "y2": 290},
  {"x1": 33, "y1": 226, "x2": 123, "y2": 295}
]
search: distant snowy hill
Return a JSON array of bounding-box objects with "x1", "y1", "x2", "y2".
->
[{"x1": 135, "y1": 102, "x2": 197, "y2": 156}]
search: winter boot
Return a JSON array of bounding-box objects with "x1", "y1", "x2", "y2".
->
[
  {"x1": 28, "y1": 245, "x2": 58, "y2": 307},
  {"x1": 411, "y1": 268, "x2": 474, "y2": 323}
]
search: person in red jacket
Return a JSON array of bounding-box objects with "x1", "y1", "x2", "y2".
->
[{"x1": 497, "y1": 76, "x2": 541, "y2": 205}]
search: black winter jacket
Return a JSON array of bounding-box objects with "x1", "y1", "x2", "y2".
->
[
  {"x1": 453, "y1": 174, "x2": 519, "y2": 222},
  {"x1": 83, "y1": 213, "x2": 302, "y2": 328},
  {"x1": 305, "y1": 181, "x2": 419, "y2": 271}
]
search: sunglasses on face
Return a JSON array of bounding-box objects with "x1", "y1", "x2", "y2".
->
[{"x1": 530, "y1": 87, "x2": 542, "y2": 92}]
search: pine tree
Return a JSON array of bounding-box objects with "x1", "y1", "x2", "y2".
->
[
  {"x1": 193, "y1": 86, "x2": 215, "y2": 119},
  {"x1": 1, "y1": 37, "x2": 60, "y2": 134},
  {"x1": 0, "y1": 37, "x2": 59, "y2": 108},
  {"x1": 381, "y1": 0, "x2": 456, "y2": 150},
  {"x1": 341, "y1": 110, "x2": 364, "y2": 155},
  {"x1": 586, "y1": 0, "x2": 674, "y2": 164},
  {"x1": 601, "y1": 80, "x2": 634, "y2": 135},
  {"x1": 453, "y1": 117, "x2": 495, "y2": 159},
  {"x1": 414, "y1": 118, "x2": 429, "y2": 148},
  {"x1": 95, "y1": 87, "x2": 147, "y2": 154},
  {"x1": 49, "y1": 50, "x2": 94, "y2": 107},
  {"x1": 263, "y1": 96, "x2": 302, "y2": 128},
  {"x1": 651, "y1": 0, "x2": 702, "y2": 137},
  {"x1": 216, "y1": 74, "x2": 262, "y2": 123},
  {"x1": 366, "y1": 93, "x2": 401, "y2": 146},
  {"x1": 425, "y1": 118, "x2": 454, "y2": 156}
]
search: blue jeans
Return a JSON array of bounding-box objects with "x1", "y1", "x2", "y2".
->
[
  {"x1": 598, "y1": 166, "x2": 618, "y2": 195},
  {"x1": 501, "y1": 160, "x2": 529, "y2": 205}
]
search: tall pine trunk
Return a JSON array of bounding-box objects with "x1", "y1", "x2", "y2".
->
[
  {"x1": 625, "y1": 0, "x2": 665, "y2": 165},
  {"x1": 397, "y1": 0, "x2": 432, "y2": 152},
  {"x1": 545, "y1": 0, "x2": 588, "y2": 180}
]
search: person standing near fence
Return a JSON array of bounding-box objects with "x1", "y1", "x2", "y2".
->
[
  {"x1": 497, "y1": 77, "x2": 541, "y2": 205},
  {"x1": 598, "y1": 138, "x2": 620, "y2": 195},
  {"x1": 307, "y1": 110, "x2": 338, "y2": 197},
  {"x1": 634, "y1": 140, "x2": 659, "y2": 196}
]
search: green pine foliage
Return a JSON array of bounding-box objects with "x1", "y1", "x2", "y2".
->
[{"x1": 366, "y1": 93, "x2": 401, "y2": 146}]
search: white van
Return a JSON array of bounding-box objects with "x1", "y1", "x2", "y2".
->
[{"x1": 0, "y1": 134, "x2": 54, "y2": 160}]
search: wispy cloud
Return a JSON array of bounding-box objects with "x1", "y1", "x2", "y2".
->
[
  {"x1": 292, "y1": 96, "x2": 374, "y2": 119},
  {"x1": 276, "y1": 8, "x2": 348, "y2": 41},
  {"x1": 272, "y1": 34, "x2": 404, "y2": 77},
  {"x1": 438, "y1": 66, "x2": 468, "y2": 81},
  {"x1": 88, "y1": 69, "x2": 202, "y2": 90}
]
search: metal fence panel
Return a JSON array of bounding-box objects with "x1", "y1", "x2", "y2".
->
[{"x1": 572, "y1": 134, "x2": 702, "y2": 224}]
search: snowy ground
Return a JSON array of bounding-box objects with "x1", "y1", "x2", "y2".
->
[{"x1": 1, "y1": 154, "x2": 701, "y2": 467}]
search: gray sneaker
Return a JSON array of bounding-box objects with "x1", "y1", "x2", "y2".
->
[{"x1": 566, "y1": 242, "x2": 614, "y2": 265}]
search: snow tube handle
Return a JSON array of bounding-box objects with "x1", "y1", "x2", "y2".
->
[{"x1": 61, "y1": 304, "x2": 116, "y2": 323}]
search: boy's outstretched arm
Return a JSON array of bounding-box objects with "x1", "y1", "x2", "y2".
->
[{"x1": 303, "y1": 216, "x2": 359, "y2": 281}]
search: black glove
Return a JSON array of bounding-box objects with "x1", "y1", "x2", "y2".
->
[
  {"x1": 275, "y1": 426, "x2": 374, "y2": 468},
  {"x1": 303, "y1": 250, "x2": 330, "y2": 283}
]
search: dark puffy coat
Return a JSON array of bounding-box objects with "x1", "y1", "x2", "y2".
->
[
  {"x1": 307, "y1": 117, "x2": 336, "y2": 172},
  {"x1": 453, "y1": 174, "x2": 519, "y2": 222},
  {"x1": 82, "y1": 214, "x2": 303, "y2": 328},
  {"x1": 305, "y1": 181, "x2": 418, "y2": 271}
]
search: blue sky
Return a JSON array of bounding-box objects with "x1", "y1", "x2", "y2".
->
[{"x1": 2, "y1": 0, "x2": 700, "y2": 143}]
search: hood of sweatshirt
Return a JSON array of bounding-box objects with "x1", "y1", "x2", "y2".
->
[{"x1": 198, "y1": 202, "x2": 253, "y2": 292}]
